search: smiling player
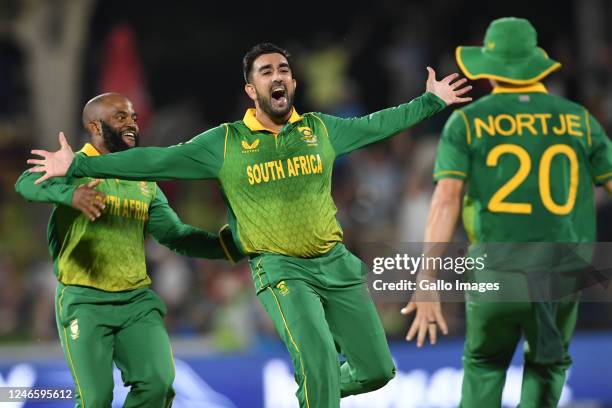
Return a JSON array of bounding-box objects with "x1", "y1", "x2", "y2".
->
[
  {"x1": 16, "y1": 93, "x2": 241, "y2": 408},
  {"x1": 26, "y1": 43, "x2": 471, "y2": 408}
]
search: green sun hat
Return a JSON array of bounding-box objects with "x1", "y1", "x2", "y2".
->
[{"x1": 456, "y1": 17, "x2": 561, "y2": 84}]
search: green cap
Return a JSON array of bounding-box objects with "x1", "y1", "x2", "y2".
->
[{"x1": 455, "y1": 17, "x2": 561, "y2": 84}]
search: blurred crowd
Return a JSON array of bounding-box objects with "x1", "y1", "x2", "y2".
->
[{"x1": 1, "y1": 0, "x2": 611, "y2": 350}]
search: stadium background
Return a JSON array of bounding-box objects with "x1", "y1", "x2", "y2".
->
[{"x1": 0, "y1": 0, "x2": 611, "y2": 406}]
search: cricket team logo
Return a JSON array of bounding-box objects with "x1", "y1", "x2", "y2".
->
[
  {"x1": 69, "y1": 319, "x2": 80, "y2": 340},
  {"x1": 241, "y1": 138, "x2": 260, "y2": 153},
  {"x1": 139, "y1": 181, "x2": 150, "y2": 197},
  {"x1": 299, "y1": 127, "x2": 318, "y2": 146},
  {"x1": 276, "y1": 281, "x2": 290, "y2": 296}
]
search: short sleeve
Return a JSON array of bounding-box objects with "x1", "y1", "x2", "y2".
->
[
  {"x1": 433, "y1": 109, "x2": 471, "y2": 181},
  {"x1": 586, "y1": 111, "x2": 612, "y2": 185}
]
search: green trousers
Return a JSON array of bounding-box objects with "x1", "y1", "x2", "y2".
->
[
  {"x1": 461, "y1": 300, "x2": 578, "y2": 408},
  {"x1": 55, "y1": 283, "x2": 175, "y2": 408},
  {"x1": 251, "y1": 243, "x2": 395, "y2": 408}
]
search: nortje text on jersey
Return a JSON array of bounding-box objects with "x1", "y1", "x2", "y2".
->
[
  {"x1": 246, "y1": 154, "x2": 324, "y2": 185},
  {"x1": 473, "y1": 113, "x2": 585, "y2": 138}
]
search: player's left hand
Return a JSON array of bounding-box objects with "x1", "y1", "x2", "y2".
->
[
  {"x1": 425, "y1": 67, "x2": 472, "y2": 106},
  {"x1": 401, "y1": 290, "x2": 448, "y2": 347}
]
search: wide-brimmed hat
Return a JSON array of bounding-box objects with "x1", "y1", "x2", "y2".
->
[{"x1": 455, "y1": 17, "x2": 561, "y2": 84}]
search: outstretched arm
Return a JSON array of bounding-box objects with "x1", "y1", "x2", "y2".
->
[
  {"x1": 15, "y1": 170, "x2": 106, "y2": 221},
  {"x1": 401, "y1": 178, "x2": 463, "y2": 347},
  {"x1": 27, "y1": 125, "x2": 227, "y2": 184},
  {"x1": 319, "y1": 68, "x2": 472, "y2": 156},
  {"x1": 16, "y1": 169, "x2": 76, "y2": 206},
  {"x1": 147, "y1": 186, "x2": 243, "y2": 262}
]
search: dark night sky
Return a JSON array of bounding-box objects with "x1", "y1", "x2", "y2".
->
[{"x1": 85, "y1": 0, "x2": 575, "y2": 121}]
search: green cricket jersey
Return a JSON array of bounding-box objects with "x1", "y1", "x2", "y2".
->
[
  {"x1": 16, "y1": 144, "x2": 233, "y2": 291},
  {"x1": 434, "y1": 83, "x2": 612, "y2": 243},
  {"x1": 65, "y1": 92, "x2": 446, "y2": 257}
]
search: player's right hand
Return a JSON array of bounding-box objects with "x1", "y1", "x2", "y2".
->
[
  {"x1": 27, "y1": 132, "x2": 75, "y2": 184},
  {"x1": 425, "y1": 67, "x2": 472, "y2": 106},
  {"x1": 72, "y1": 179, "x2": 106, "y2": 221},
  {"x1": 401, "y1": 290, "x2": 448, "y2": 347}
]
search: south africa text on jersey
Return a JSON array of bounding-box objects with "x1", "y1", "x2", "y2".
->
[
  {"x1": 246, "y1": 154, "x2": 324, "y2": 185},
  {"x1": 103, "y1": 195, "x2": 149, "y2": 221}
]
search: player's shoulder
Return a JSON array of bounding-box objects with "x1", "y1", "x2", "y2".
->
[
  {"x1": 543, "y1": 93, "x2": 588, "y2": 113},
  {"x1": 186, "y1": 123, "x2": 233, "y2": 145},
  {"x1": 458, "y1": 94, "x2": 498, "y2": 116},
  {"x1": 226, "y1": 119, "x2": 253, "y2": 136},
  {"x1": 75, "y1": 150, "x2": 89, "y2": 159},
  {"x1": 227, "y1": 119, "x2": 244, "y2": 129},
  {"x1": 459, "y1": 92, "x2": 587, "y2": 115},
  {"x1": 300, "y1": 112, "x2": 334, "y2": 138},
  {"x1": 302, "y1": 112, "x2": 320, "y2": 119},
  {"x1": 301, "y1": 112, "x2": 327, "y2": 126}
]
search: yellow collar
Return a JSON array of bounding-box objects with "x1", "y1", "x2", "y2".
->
[
  {"x1": 243, "y1": 107, "x2": 303, "y2": 133},
  {"x1": 492, "y1": 82, "x2": 548, "y2": 94},
  {"x1": 80, "y1": 143, "x2": 101, "y2": 157}
]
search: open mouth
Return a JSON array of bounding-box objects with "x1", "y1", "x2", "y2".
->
[
  {"x1": 271, "y1": 86, "x2": 287, "y2": 104},
  {"x1": 121, "y1": 129, "x2": 137, "y2": 144}
]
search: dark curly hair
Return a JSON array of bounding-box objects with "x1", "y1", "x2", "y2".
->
[{"x1": 243, "y1": 42, "x2": 292, "y2": 83}]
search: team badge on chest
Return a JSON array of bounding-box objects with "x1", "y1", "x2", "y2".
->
[{"x1": 299, "y1": 127, "x2": 318, "y2": 146}]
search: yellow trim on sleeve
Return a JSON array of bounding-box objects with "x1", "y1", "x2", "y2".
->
[
  {"x1": 267, "y1": 287, "x2": 311, "y2": 408},
  {"x1": 584, "y1": 109, "x2": 592, "y2": 147},
  {"x1": 218, "y1": 224, "x2": 236, "y2": 264},
  {"x1": 492, "y1": 82, "x2": 548, "y2": 94},
  {"x1": 595, "y1": 172, "x2": 612, "y2": 181},
  {"x1": 434, "y1": 170, "x2": 467, "y2": 178},
  {"x1": 223, "y1": 124, "x2": 229, "y2": 159},
  {"x1": 456, "y1": 110, "x2": 471, "y2": 145},
  {"x1": 309, "y1": 114, "x2": 330, "y2": 139},
  {"x1": 243, "y1": 107, "x2": 303, "y2": 133},
  {"x1": 455, "y1": 47, "x2": 562, "y2": 85}
]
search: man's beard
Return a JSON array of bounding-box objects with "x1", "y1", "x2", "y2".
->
[
  {"x1": 101, "y1": 121, "x2": 139, "y2": 152},
  {"x1": 257, "y1": 89, "x2": 294, "y2": 122}
]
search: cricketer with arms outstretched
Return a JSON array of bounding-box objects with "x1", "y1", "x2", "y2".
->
[{"x1": 27, "y1": 43, "x2": 471, "y2": 408}]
